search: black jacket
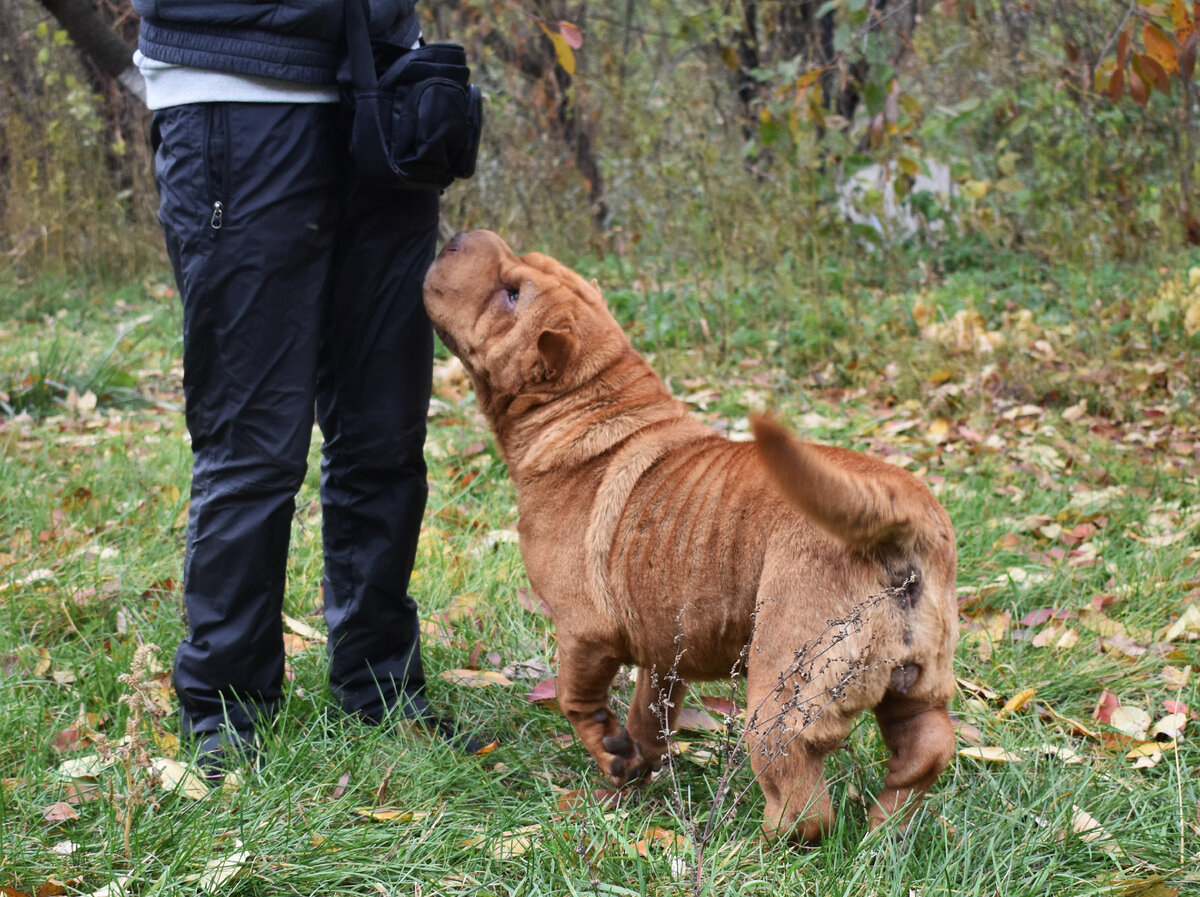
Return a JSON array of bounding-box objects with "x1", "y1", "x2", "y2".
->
[{"x1": 134, "y1": 0, "x2": 420, "y2": 85}]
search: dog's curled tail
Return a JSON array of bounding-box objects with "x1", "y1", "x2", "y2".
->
[{"x1": 750, "y1": 414, "x2": 932, "y2": 551}]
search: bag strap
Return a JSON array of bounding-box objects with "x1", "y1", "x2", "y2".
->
[{"x1": 344, "y1": 0, "x2": 378, "y2": 91}]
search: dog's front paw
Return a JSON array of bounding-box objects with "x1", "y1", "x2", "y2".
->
[{"x1": 600, "y1": 727, "x2": 654, "y2": 785}]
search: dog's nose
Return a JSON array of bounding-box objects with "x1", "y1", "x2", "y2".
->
[{"x1": 443, "y1": 231, "x2": 466, "y2": 254}]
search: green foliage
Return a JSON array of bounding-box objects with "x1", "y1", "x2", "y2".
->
[
  {"x1": 2, "y1": 260, "x2": 1199, "y2": 895},
  {"x1": 0, "y1": 2, "x2": 158, "y2": 279}
]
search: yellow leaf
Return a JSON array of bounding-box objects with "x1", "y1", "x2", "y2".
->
[
  {"x1": 1126, "y1": 740, "x2": 1175, "y2": 760},
  {"x1": 962, "y1": 180, "x2": 990, "y2": 199},
  {"x1": 537, "y1": 21, "x2": 576, "y2": 75},
  {"x1": 1144, "y1": 22, "x2": 1179, "y2": 74},
  {"x1": 152, "y1": 757, "x2": 211, "y2": 800},
  {"x1": 958, "y1": 746, "x2": 1021, "y2": 762},
  {"x1": 282, "y1": 612, "x2": 326, "y2": 644},
  {"x1": 997, "y1": 687, "x2": 1036, "y2": 719},
  {"x1": 993, "y1": 177, "x2": 1025, "y2": 194},
  {"x1": 439, "y1": 669, "x2": 513, "y2": 687}
]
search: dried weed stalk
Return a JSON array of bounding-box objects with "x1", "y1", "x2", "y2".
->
[
  {"x1": 643, "y1": 580, "x2": 913, "y2": 893},
  {"x1": 95, "y1": 642, "x2": 167, "y2": 855}
]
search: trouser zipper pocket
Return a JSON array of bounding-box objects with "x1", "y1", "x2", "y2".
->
[{"x1": 203, "y1": 105, "x2": 230, "y2": 236}]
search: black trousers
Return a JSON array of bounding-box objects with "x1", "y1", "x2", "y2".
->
[{"x1": 153, "y1": 102, "x2": 439, "y2": 738}]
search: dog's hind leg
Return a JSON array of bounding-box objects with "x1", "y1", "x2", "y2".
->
[
  {"x1": 555, "y1": 638, "x2": 646, "y2": 786},
  {"x1": 624, "y1": 666, "x2": 685, "y2": 773},
  {"x1": 866, "y1": 692, "x2": 955, "y2": 832},
  {"x1": 745, "y1": 666, "x2": 850, "y2": 843}
]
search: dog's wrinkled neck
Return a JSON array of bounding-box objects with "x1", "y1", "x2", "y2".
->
[{"x1": 496, "y1": 348, "x2": 688, "y2": 483}]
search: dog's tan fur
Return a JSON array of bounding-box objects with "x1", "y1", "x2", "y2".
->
[{"x1": 424, "y1": 231, "x2": 958, "y2": 842}]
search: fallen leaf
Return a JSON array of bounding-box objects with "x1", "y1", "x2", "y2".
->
[
  {"x1": 1040, "y1": 703, "x2": 1100, "y2": 739},
  {"x1": 282, "y1": 633, "x2": 313, "y2": 656},
  {"x1": 956, "y1": 677, "x2": 999, "y2": 701},
  {"x1": 51, "y1": 727, "x2": 86, "y2": 754},
  {"x1": 674, "y1": 707, "x2": 723, "y2": 733},
  {"x1": 1163, "y1": 605, "x2": 1200, "y2": 642},
  {"x1": 634, "y1": 826, "x2": 689, "y2": 857},
  {"x1": 1150, "y1": 713, "x2": 1187, "y2": 741},
  {"x1": 1031, "y1": 625, "x2": 1079, "y2": 649},
  {"x1": 488, "y1": 823, "x2": 541, "y2": 858},
  {"x1": 1101, "y1": 634, "x2": 1149, "y2": 659},
  {"x1": 152, "y1": 757, "x2": 211, "y2": 800},
  {"x1": 958, "y1": 746, "x2": 1021, "y2": 762},
  {"x1": 1109, "y1": 706, "x2": 1151, "y2": 740},
  {"x1": 698, "y1": 695, "x2": 742, "y2": 718},
  {"x1": 331, "y1": 770, "x2": 350, "y2": 800},
  {"x1": 515, "y1": 587, "x2": 552, "y2": 617},
  {"x1": 997, "y1": 688, "x2": 1037, "y2": 719},
  {"x1": 281, "y1": 613, "x2": 326, "y2": 644},
  {"x1": 1037, "y1": 744, "x2": 1083, "y2": 764},
  {"x1": 502, "y1": 657, "x2": 554, "y2": 681},
  {"x1": 73, "y1": 876, "x2": 130, "y2": 897},
  {"x1": 440, "y1": 669, "x2": 513, "y2": 688},
  {"x1": 525, "y1": 678, "x2": 559, "y2": 708},
  {"x1": 556, "y1": 788, "x2": 622, "y2": 812},
  {"x1": 42, "y1": 801, "x2": 79, "y2": 823},
  {"x1": 56, "y1": 754, "x2": 113, "y2": 779},
  {"x1": 950, "y1": 716, "x2": 984, "y2": 745},
  {"x1": 1093, "y1": 691, "x2": 1121, "y2": 724},
  {"x1": 354, "y1": 807, "x2": 431, "y2": 823},
  {"x1": 195, "y1": 849, "x2": 250, "y2": 893},
  {"x1": 1071, "y1": 805, "x2": 1115, "y2": 844}
]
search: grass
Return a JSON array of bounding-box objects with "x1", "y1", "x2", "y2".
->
[{"x1": 1, "y1": 246, "x2": 1198, "y2": 897}]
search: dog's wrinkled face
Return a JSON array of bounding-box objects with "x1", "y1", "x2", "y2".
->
[{"x1": 424, "y1": 230, "x2": 628, "y2": 415}]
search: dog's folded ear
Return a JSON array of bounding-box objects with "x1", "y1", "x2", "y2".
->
[{"x1": 535, "y1": 327, "x2": 576, "y2": 382}]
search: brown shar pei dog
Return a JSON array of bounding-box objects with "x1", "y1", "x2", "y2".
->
[{"x1": 423, "y1": 231, "x2": 958, "y2": 842}]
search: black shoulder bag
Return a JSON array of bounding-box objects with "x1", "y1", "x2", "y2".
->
[{"x1": 344, "y1": 0, "x2": 482, "y2": 190}]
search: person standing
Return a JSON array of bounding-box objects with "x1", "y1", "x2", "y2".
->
[{"x1": 133, "y1": 0, "x2": 475, "y2": 767}]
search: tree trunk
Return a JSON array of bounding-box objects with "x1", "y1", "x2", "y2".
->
[{"x1": 36, "y1": 0, "x2": 145, "y2": 103}]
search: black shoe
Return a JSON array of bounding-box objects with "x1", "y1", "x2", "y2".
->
[
  {"x1": 393, "y1": 691, "x2": 493, "y2": 755},
  {"x1": 193, "y1": 730, "x2": 257, "y2": 785},
  {"x1": 416, "y1": 715, "x2": 494, "y2": 755}
]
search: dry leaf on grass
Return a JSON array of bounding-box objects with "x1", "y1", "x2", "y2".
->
[
  {"x1": 674, "y1": 707, "x2": 723, "y2": 733},
  {"x1": 958, "y1": 746, "x2": 1021, "y2": 762},
  {"x1": 997, "y1": 688, "x2": 1037, "y2": 719},
  {"x1": 440, "y1": 669, "x2": 513, "y2": 688},
  {"x1": 152, "y1": 757, "x2": 211, "y2": 800},
  {"x1": 354, "y1": 807, "x2": 431, "y2": 823},
  {"x1": 1109, "y1": 706, "x2": 1151, "y2": 740},
  {"x1": 1163, "y1": 605, "x2": 1200, "y2": 642},
  {"x1": 281, "y1": 612, "x2": 326, "y2": 644},
  {"x1": 633, "y1": 826, "x2": 690, "y2": 857},
  {"x1": 42, "y1": 801, "x2": 79, "y2": 823},
  {"x1": 194, "y1": 849, "x2": 250, "y2": 893}
]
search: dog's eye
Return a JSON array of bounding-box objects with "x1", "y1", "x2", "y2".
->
[{"x1": 494, "y1": 287, "x2": 519, "y2": 308}]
